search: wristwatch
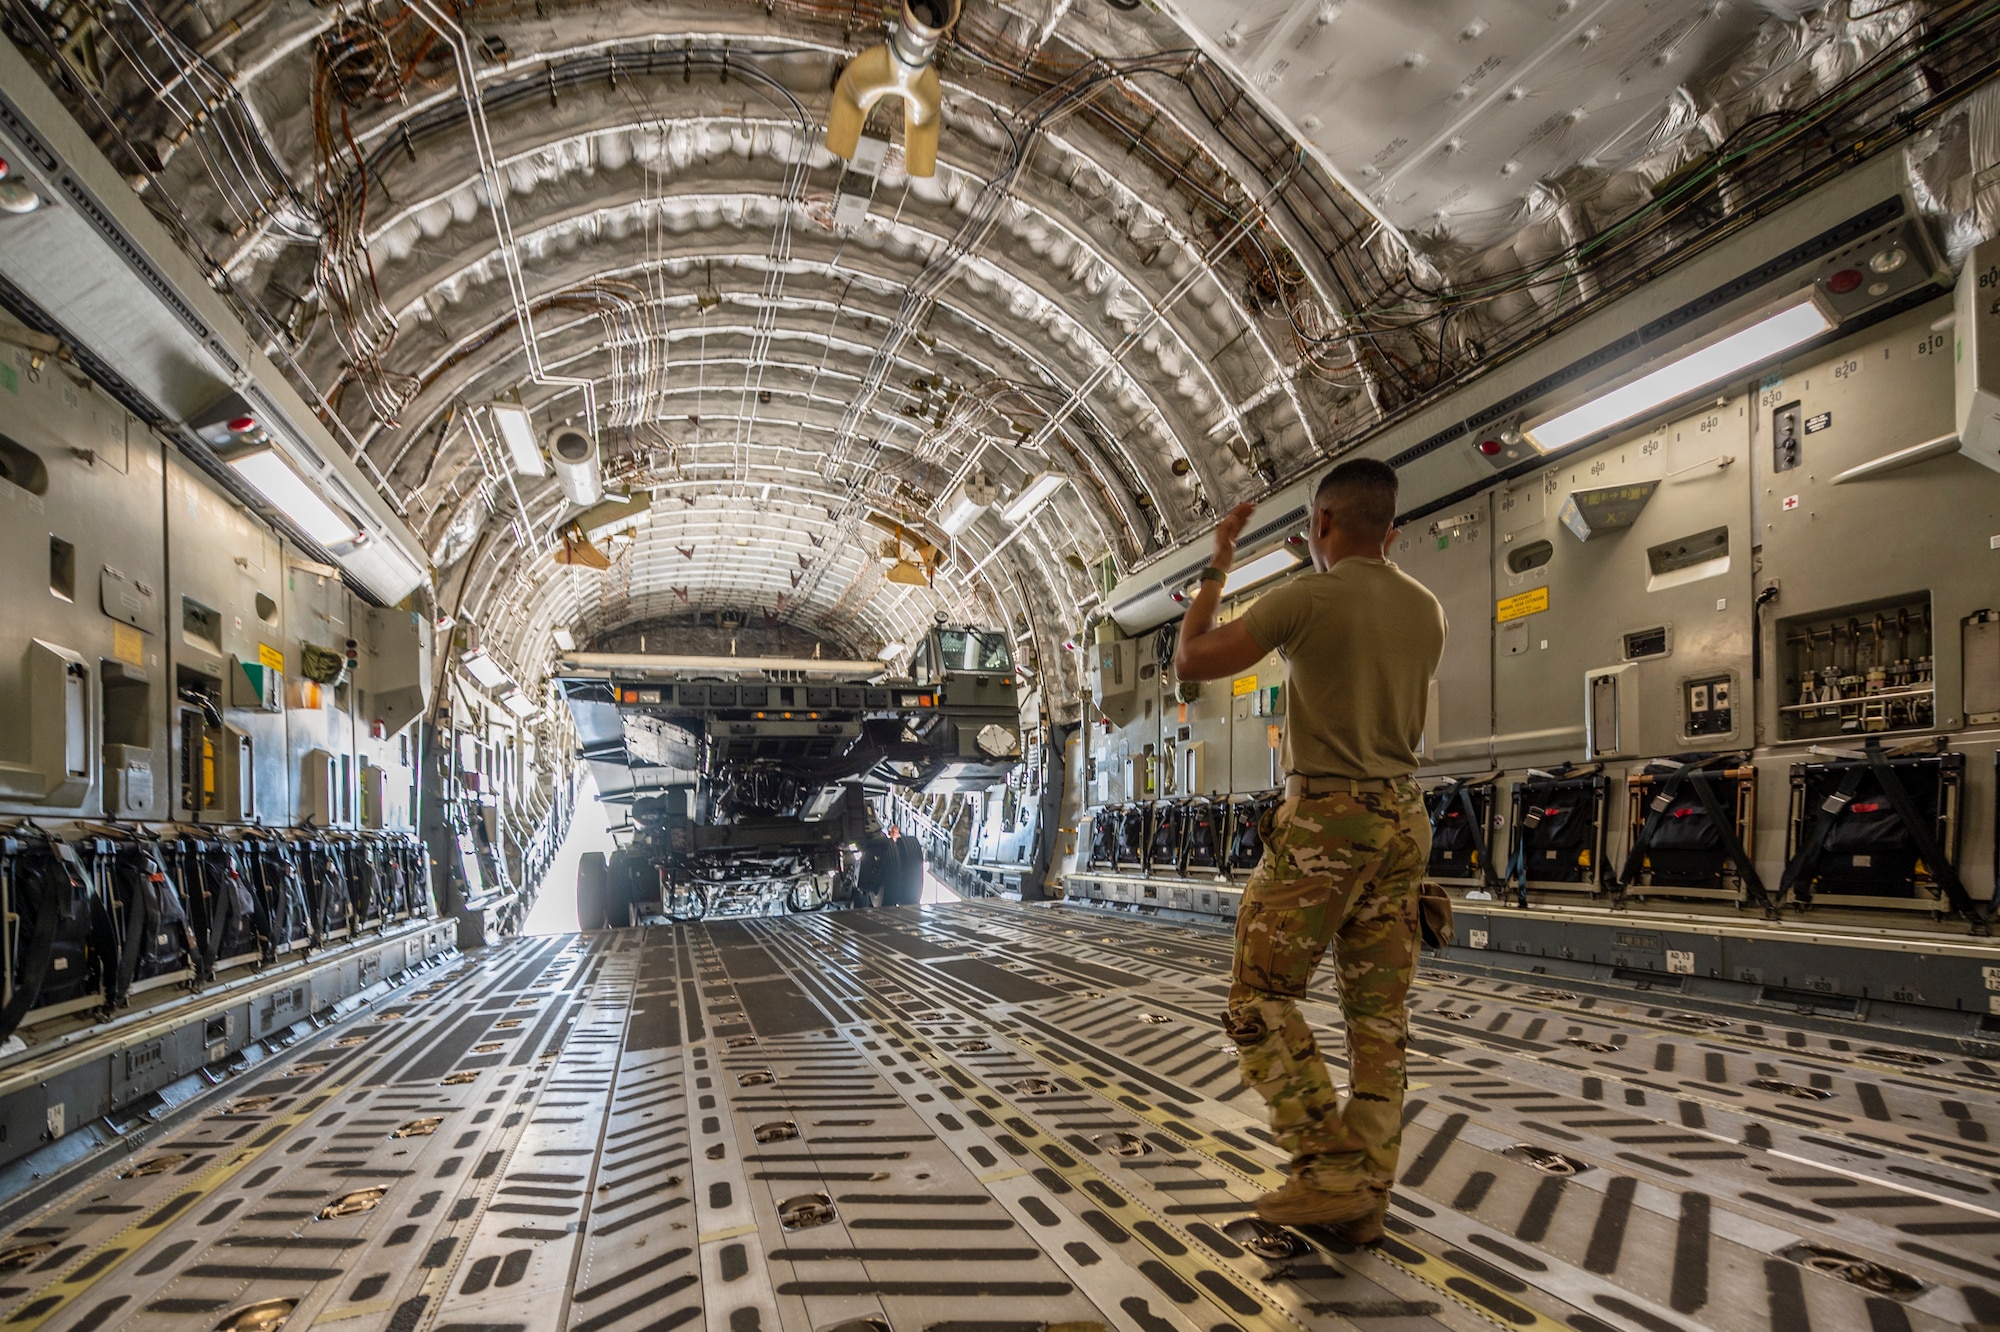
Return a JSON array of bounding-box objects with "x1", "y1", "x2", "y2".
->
[{"x1": 1197, "y1": 565, "x2": 1227, "y2": 584}]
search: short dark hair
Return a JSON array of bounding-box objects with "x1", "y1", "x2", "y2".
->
[{"x1": 1314, "y1": 458, "x2": 1399, "y2": 534}]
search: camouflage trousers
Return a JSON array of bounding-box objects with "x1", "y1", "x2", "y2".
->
[{"x1": 1224, "y1": 780, "x2": 1429, "y2": 1194}]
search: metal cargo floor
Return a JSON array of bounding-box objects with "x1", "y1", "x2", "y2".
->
[{"x1": 3, "y1": 901, "x2": 1998, "y2": 1332}]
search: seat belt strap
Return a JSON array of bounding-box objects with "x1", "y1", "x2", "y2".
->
[
  {"x1": 1614, "y1": 764, "x2": 1697, "y2": 891},
  {"x1": 0, "y1": 841, "x2": 66, "y2": 1043},
  {"x1": 112, "y1": 848, "x2": 157, "y2": 1007},
  {"x1": 1685, "y1": 769, "x2": 1772, "y2": 911},
  {"x1": 200, "y1": 846, "x2": 237, "y2": 974},
  {"x1": 1779, "y1": 764, "x2": 1868, "y2": 908},
  {"x1": 1450, "y1": 781, "x2": 1499, "y2": 891},
  {"x1": 1506, "y1": 784, "x2": 1541, "y2": 909},
  {"x1": 1867, "y1": 750, "x2": 1982, "y2": 926}
]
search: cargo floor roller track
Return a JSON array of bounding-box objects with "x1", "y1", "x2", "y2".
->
[{"x1": 4, "y1": 902, "x2": 2000, "y2": 1332}]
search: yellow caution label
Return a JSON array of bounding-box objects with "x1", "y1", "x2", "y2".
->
[
  {"x1": 1496, "y1": 586, "x2": 1550, "y2": 623},
  {"x1": 258, "y1": 641, "x2": 284, "y2": 671},
  {"x1": 698, "y1": 1223, "x2": 758, "y2": 1244},
  {"x1": 112, "y1": 623, "x2": 144, "y2": 667},
  {"x1": 1232, "y1": 674, "x2": 1258, "y2": 697},
  {"x1": 311, "y1": 1301, "x2": 398, "y2": 1324}
]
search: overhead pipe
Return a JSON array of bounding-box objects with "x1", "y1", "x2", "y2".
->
[{"x1": 826, "y1": 0, "x2": 961, "y2": 179}]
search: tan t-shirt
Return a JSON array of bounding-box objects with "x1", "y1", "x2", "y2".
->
[{"x1": 1239, "y1": 557, "x2": 1447, "y2": 779}]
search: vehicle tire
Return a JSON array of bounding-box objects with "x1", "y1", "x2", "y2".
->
[
  {"x1": 611, "y1": 858, "x2": 656, "y2": 927},
  {"x1": 886, "y1": 837, "x2": 925, "y2": 906},
  {"x1": 855, "y1": 837, "x2": 894, "y2": 908},
  {"x1": 577, "y1": 852, "x2": 610, "y2": 931}
]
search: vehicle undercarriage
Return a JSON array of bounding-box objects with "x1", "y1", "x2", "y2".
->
[{"x1": 558, "y1": 628, "x2": 1023, "y2": 925}]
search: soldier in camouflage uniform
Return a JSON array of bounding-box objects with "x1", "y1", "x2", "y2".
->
[
  {"x1": 1174, "y1": 459, "x2": 1447, "y2": 1238},
  {"x1": 1227, "y1": 784, "x2": 1430, "y2": 1233}
]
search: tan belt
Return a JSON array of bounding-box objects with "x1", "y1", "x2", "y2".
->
[{"x1": 1284, "y1": 773, "x2": 1406, "y2": 798}]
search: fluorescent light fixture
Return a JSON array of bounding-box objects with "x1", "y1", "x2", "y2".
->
[
  {"x1": 225, "y1": 446, "x2": 364, "y2": 549},
  {"x1": 1002, "y1": 472, "x2": 1066, "y2": 524},
  {"x1": 878, "y1": 642, "x2": 907, "y2": 660},
  {"x1": 552, "y1": 627, "x2": 576, "y2": 652},
  {"x1": 1221, "y1": 547, "x2": 1303, "y2": 596},
  {"x1": 1525, "y1": 292, "x2": 1834, "y2": 452},
  {"x1": 346, "y1": 536, "x2": 426, "y2": 606},
  {"x1": 489, "y1": 402, "x2": 547, "y2": 477},
  {"x1": 585, "y1": 506, "x2": 652, "y2": 547},
  {"x1": 499, "y1": 688, "x2": 536, "y2": 718},
  {"x1": 938, "y1": 488, "x2": 986, "y2": 536},
  {"x1": 461, "y1": 649, "x2": 510, "y2": 689}
]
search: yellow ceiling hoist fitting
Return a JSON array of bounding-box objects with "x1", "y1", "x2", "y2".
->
[{"x1": 826, "y1": 0, "x2": 960, "y2": 179}]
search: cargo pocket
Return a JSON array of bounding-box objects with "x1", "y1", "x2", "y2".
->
[{"x1": 1232, "y1": 892, "x2": 1327, "y2": 997}]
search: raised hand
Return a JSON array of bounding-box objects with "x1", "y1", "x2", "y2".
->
[{"x1": 1211, "y1": 500, "x2": 1258, "y2": 572}]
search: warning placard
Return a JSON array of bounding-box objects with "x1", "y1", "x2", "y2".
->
[
  {"x1": 258, "y1": 642, "x2": 284, "y2": 671},
  {"x1": 1232, "y1": 675, "x2": 1258, "y2": 697},
  {"x1": 1496, "y1": 586, "x2": 1550, "y2": 623}
]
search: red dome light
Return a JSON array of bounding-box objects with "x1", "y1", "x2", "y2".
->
[
  {"x1": 1825, "y1": 268, "x2": 1863, "y2": 295},
  {"x1": 226, "y1": 416, "x2": 257, "y2": 434},
  {"x1": 1477, "y1": 438, "x2": 1504, "y2": 456}
]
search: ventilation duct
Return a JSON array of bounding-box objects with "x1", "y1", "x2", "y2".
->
[
  {"x1": 826, "y1": 0, "x2": 960, "y2": 179},
  {"x1": 549, "y1": 426, "x2": 602, "y2": 508}
]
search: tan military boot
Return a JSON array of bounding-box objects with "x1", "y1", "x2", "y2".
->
[{"x1": 1252, "y1": 1180, "x2": 1389, "y2": 1242}]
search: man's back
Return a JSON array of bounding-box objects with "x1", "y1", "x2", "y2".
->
[
  {"x1": 1171, "y1": 461, "x2": 1446, "y2": 1236},
  {"x1": 1239, "y1": 557, "x2": 1447, "y2": 779}
]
